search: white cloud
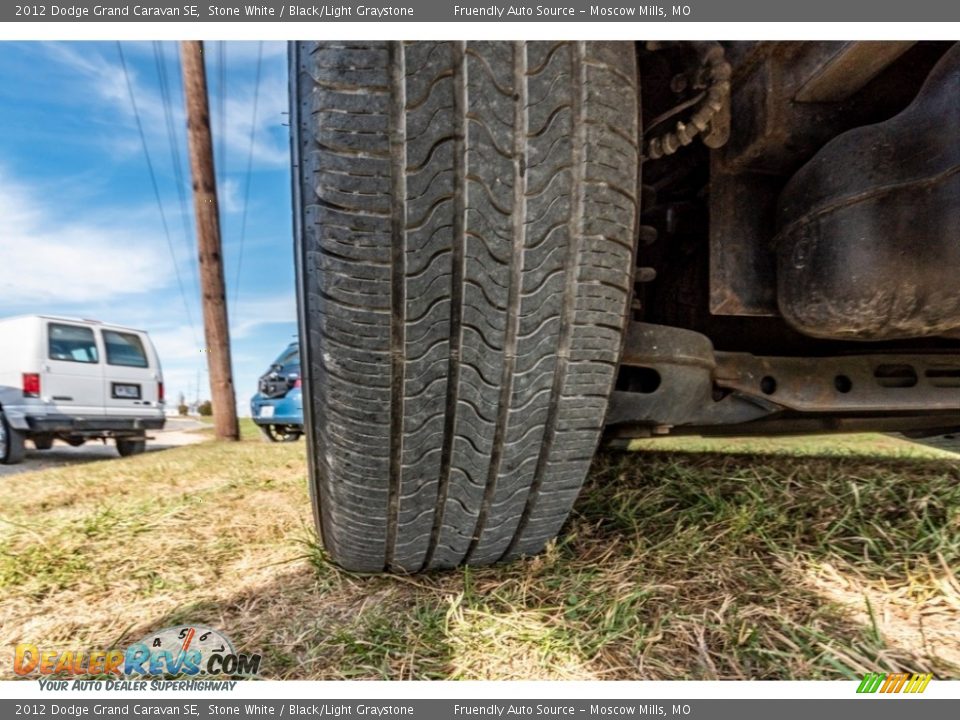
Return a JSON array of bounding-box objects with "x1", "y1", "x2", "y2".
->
[
  {"x1": 219, "y1": 177, "x2": 242, "y2": 214},
  {"x1": 230, "y1": 293, "x2": 297, "y2": 339},
  {"x1": 41, "y1": 41, "x2": 289, "y2": 170},
  {"x1": 148, "y1": 324, "x2": 206, "y2": 363},
  {"x1": 220, "y1": 41, "x2": 288, "y2": 62},
  {"x1": 0, "y1": 171, "x2": 172, "y2": 305},
  {"x1": 213, "y1": 56, "x2": 290, "y2": 168}
]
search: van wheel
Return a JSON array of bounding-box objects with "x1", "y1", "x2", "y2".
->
[
  {"x1": 0, "y1": 411, "x2": 27, "y2": 465},
  {"x1": 293, "y1": 41, "x2": 639, "y2": 572},
  {"x1": 116, "y1": 439, "x2": 146, "y2": 457},
  {"x1": 33, "y1": 435, "x2": 54, "y2": 451}
]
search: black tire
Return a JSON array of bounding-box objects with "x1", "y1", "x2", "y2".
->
[
  {"x1": 260, "y1": 425, "x2": 303, "y2": 443},
  {"x1": 293, "y1": 41, "x2": 639, "y2": 572},
  {"x1": 33, "y1": 435, "x2": 54, "y2": 451},
  {"x1": 259, "y1": 425, "x2": 279, "y2": 443},
  {"x1": 116, "y1": 439, "x2": 146, "y2": 457},
  {"x1": 0, "y1": 411, "x2": 27, "y2": 465}
]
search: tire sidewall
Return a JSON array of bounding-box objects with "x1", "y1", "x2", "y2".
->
[
  {"x1": 0, "y1": 410, "x2": 26, "y2": 465},
  {"x1": 259, "y1": 425, "x2": 279, "y2": 442},
  {"x1": 117, "y1": 439, "x2": 146, "y2": 457}
]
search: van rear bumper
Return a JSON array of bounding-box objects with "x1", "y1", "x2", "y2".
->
[{"x1": 25, "y1": 415, "x2": 166, "y2": 434}]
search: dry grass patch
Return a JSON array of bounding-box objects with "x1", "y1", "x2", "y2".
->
[{"x1": 1, "y1": 427, "x2": 958, "y2": 680}]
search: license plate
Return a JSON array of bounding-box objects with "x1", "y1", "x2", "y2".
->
[
  {"x1": 112, "y1": 383, "x2": 141, "y2": 399},
  {"x1": 259, "y1": 405, "x2": 275, "y2": 418}
]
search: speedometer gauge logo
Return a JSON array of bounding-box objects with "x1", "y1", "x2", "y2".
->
[
  {"x1": 125, "y1": 625, "x2": 260, "y2": 676},
  {"x1": 141, "y1": 625, "x2": 234, "y2": 658}
]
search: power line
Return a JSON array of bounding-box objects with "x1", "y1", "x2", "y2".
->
[
  {"x1": 153, "y1": 41, "x2": 202, "y2": 324},
  {"x1": 214, "y1": 41, "x2": 227, "y2": 292},
  {"x1": 217, "y1": 41, "x2": 226, "y2": 202},
  {"x1": 232, "y1": 40, "x2": 264, "y2": 311},
  {"x1": 116, "y1": 41, "x2": 200, "y2": 349}
]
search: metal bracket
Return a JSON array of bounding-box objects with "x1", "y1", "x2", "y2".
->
[
  {"x1": 611, "y1": 322, "x2": 960, "y2": 432},
  {"x1": 714, "y1": 353, "x2": 960, "y2": 413}
]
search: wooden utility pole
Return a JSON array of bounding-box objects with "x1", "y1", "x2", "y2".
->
[{"x1": 181, "y1": 40, "x2": 240, "y2": 441}]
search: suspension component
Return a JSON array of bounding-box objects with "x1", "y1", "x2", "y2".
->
[{"x1": 646, "y1": 42, "x2": 732, "y2": 159}]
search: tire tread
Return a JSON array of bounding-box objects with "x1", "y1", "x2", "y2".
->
[{"x1": 295, "y1": 40, "x2": 637, "y2": 572}]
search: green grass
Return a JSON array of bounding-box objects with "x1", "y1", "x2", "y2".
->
[{"x1": 0, "y1": 430, "x2": 957, "y2": 679}]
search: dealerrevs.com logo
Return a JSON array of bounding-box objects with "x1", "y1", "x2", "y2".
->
[{"x1": 15, "y1": 626, "x2": 262, "y2": 678}]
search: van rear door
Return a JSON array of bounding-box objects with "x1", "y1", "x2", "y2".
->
[
  {"x1": 43, "y1": 321, "x2": 105, "y2": 417},
  {"x1": 101, "y1": 329, "x2": 161, "y2": 417}
]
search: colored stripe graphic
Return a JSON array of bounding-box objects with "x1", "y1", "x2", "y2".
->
[
  {"x1": 857, "y1": 672, "x2": 932, "y2": 694},
  {"x1": 857, "y1": 673, "x2": 885, "y2": 693},
  {"x1": 890, "y1": 673, "x2": 908, "y2": 693}
]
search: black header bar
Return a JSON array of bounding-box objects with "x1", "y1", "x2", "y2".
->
[{"x1": 6, "y1": 0, "x2": 960, "y2": 22}]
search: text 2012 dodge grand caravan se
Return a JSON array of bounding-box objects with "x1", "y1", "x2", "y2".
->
[{"x1": 0, "y1": 315, "x2": 165, "y2": 464}]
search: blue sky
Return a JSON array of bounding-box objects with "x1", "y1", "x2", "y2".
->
[{"x1": 0, "y1": 41, "x2": 296, "y2": 414}]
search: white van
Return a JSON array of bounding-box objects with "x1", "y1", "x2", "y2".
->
[{"x1": 0, "y1": 315, "x2": 166, "y2": 464}]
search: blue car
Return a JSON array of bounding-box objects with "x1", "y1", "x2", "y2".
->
[{"x1": 250, "y1": 341, "x2": 303, "y2": 442}]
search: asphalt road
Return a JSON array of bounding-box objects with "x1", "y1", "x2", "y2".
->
[{"x1": 0, "y1": 417, "x2": 209, "y2": 478}]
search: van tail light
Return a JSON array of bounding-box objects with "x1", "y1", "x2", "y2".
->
[
  {"x1": 22, "y1": 373, "x2": 41, "y2": 398},
  {"x1": 294, "y1": 378, "x2": 302, "y2": 389},
  {"x1": 158, "y1": 382, "x2": 165, "y2": 403}
]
